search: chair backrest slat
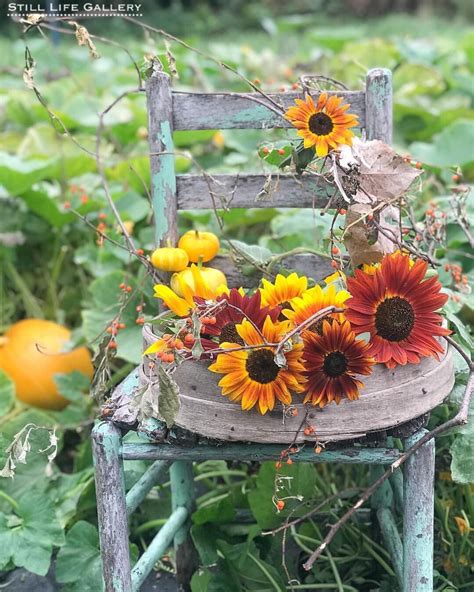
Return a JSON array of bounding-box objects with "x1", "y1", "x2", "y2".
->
[
  {"x1": 176, "y1": 173, "x2": 331, "y2": 210},
  {"x1": 171, "y1": 90, "x2": 366, "y2": 131}
]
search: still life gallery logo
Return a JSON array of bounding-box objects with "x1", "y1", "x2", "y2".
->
[{"x1": 7, "y1": 3, "x2": 143, "y2": 17}]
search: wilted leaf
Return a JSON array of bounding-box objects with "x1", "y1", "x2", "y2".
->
[
  {"x1": 344, "y1": 203, "x2": 397, "y2": 266},
  {"x1": 158, "y1": 366, "x2": 180, "y2": 428},
  {"x1": 351, "y1": 138, "x2": 422, "y2": 204}
]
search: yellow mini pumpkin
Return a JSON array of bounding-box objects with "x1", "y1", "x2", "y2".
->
[
  {"x1": 170, "y1": 266, "x2": 227, "y2": 297},
  {"x1": 151, "y1": 247, "x2": 189, "y2": 272},
  {"x1": 0, "y1": 319, "x2": 93, "y2": 410},
  {"x1": 178, "y1": 230, "x2": 220, "y2": 263}
]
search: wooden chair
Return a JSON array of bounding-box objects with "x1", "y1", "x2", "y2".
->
[{"x1": 92, "y1": 69, "x2": 436, "y2": 592}]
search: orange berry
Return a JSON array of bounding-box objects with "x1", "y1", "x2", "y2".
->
[
  {"x1": 462, "y1": 276, "x2": 468, "y2": 285},
  {"x1": 163, "y1": 334, "x2": 172, "y2": 341},
  {"x1": 136, "y1": 305, "x2": 143, "y2": 312},
  {"x1": 207, "y1": 316, "x2": 216, "y2": 325},
  {"x1": 253, "y1": 78, "x2": 261, "y2": 85},
  {"x1": 331, "y1": 246, "x2": 339, "y2": 255},
  {"x1": 165, "y1": 353, "x2": 175, "y2": 363},
  {"x1": 64, "y1": 201, "x2": 71, "y2": 210},
  {"x1": 426, "y1": 209, "x2": 434, "y2": 217},
  {"x1": 278, "y1": 148, "x2": 285, "y2": 155},
  {"x1": 444, "y1": 264, "x2": 451, "y2": 272},
  {"x1": 98, "y1": 212, "x2": 107, "y2": 220},
  {"x1": 118, "y1": 323, "x2": 126, "y2": 330},
  {"x1": 174, "y1": 339, "x2": 184, "y2": 350},
  {"x1": 184, "y1": 333, "x2": 195, "y2": 344},
  {"x1": 290, "y1": 447, "x2": 298, "y2": 453},
  {"x1": 106, "y1": 326, "x2": 113, "y2": 334},
  {"x1": 331, "y1": 260, "x2": 338, "y2": 269},
  {"x1": 97, "y1": 222, "x2": 106, "y2": 232},
  {"x1": 119, "y1": 282, "x2": 126, "y2": 289},
  {"x1": 108, "y1": 340, "x2": 117, "y2": 350},
  {"x1": 262, "y1": 147, "x2": 270, "y2": 155},
  {"x1": 136, "y1": 317, "x2": 145, "y2": 325},
  {"x1": 304, "y1": 426, "x2": 314, "y2": 436},
  {"x1": 275, "y1": 461, "x2": 282, "y2": 469},
  {"x1": 81, "y1": 194, "x2": 89, "y2": 204},
  {"x1": 291, "y1": 408, "x2": 298, "y2": 417},
  {"x1": 367, "y1": 213, "x2": 374, "y2": 221},
  {"x1": 291, "y1": 82, "x2": 299, "y2": 90},
  {"x1": 125, "y1": 286, "x2": 132, "y2": 293},
  {"x1": 286, "y1": 458, "x2": 293, "y2": 465},
  {"x1": 339, "y1": 208, "x2": 347, "y2": 215},
  {"x1": 314, "y1": 445, "x2": 322, "y2": 454},
  {"x1": 415, "y1": 162, "x2": 423, "y2": 169},
  {"x1": 452, "y1": 174, "x2": 461, "y2": 183},
  {"x1": 135, "y1": 249, "x2": 144, "y2": 256},
  {"x1": 276, "y1": 500, "x2": 285, "y2": 511}
]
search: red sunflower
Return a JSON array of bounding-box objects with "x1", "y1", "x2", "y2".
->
[
  {"x1": 303, "y1": 320, "x2": 375, "y2": 407},
  {"x1": 196, "y1": 288, "x2": 280, "y2": 349},
  {"x1": 345, "y1": 252, "x2": 450, "y2": 369}
]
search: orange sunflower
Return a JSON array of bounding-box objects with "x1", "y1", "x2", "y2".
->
[
  {"x1": 259, "y1": 273, "x2": 308, "y2": 313},
  {"x1": 282, "y1": 284, "x2": 350, "y2": 334},
  {"x1": 285, "y1": 93, "x2": 359, "y2": 157},
  {"x1": 345, "y1": 252, "x2": 450, "y2": 369},
  {"x1": 208, "y1": 316, "x2": 306, "y2": 414},
  {"x1": 302, "y1": 320, "x2": 375, "y2": 407}
]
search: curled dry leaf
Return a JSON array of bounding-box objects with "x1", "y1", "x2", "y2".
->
[
  {"x1": 350, "y1": 138, "x2": 422, "y2": 204},
  {"x1": 344, "y1": 203, "x2": 398, "y2": 267},
  {"x1": 69, "y1": 22, "x2": 100, "y2": 59}
]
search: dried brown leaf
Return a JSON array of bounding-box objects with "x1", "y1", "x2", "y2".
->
[{"x1": 351, "y1": 139, "x2": 422, "y2": 204}]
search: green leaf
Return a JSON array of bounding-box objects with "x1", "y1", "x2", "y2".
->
[
  {"x1": 451, "y1": 434, "x2": 474, "y2": 484},
  {"x1": 0, "y1": 152, "x2": 56, "y2": 194},
  {"x1": 410, "y1": 120, "x2": 474, "y2": 167},
  {"x1": 191, "y1": 524, "x2": 220, "y2": 565},
  {"x1": 158, "y1": 366, "x2": 181, "y2": 428},
  {"x1": 54, "y1": 371, "x2": 91, "y2": 402},
  {"x1": 191, "y1": 569, "x2": 213, "y2": 592},
  {"x1": 0, "y1": 370, "x2": 15, "y2": 417},
  {"x1": 229, "y1": 240, "x2": 273, "y2": 265},
  {"x1": 193, "y1": 495, "x2": 236, "y2": 526},
  {"x1": 56, "y1": 521, "x2": 103, "y2": 591},
  {"x1": 0, "y1": 491, "x2": 64, "y2": 576}
]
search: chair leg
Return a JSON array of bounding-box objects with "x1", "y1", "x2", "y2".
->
[
  {"x1": 170, "y1": 461, "x2": 197, "y2": 591},
  {"x1": 403, "y1": 429, "x2": 435, "y2": 592},
  {"x1": 92, "y1": 422, "x2": 132, "y2": 592}
]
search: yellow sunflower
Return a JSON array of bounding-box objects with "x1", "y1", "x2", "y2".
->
[
  {"x1": 208, "y1": 316, "x2": 306, "y2": 415},
  {"x1": 154, "y1": 264, "x2": 227, "y2": 317},
  {"x1": 259, "y1": 273, "x2": 308, "y2": 312},
  {"x1": 282, "y1": 284, "x2": 350, "y2": 334},
  {"x1": 285, "y1": 93, "x2": 359, "y2": 157}
]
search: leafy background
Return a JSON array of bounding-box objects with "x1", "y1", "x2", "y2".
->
[{"x1": 0, "y1": 4, "x2": 473, "y2": 591}]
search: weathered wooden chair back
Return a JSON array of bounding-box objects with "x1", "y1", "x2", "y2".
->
[{"x1": 146, "y1": 68, "x2": 392, "y2": 283}]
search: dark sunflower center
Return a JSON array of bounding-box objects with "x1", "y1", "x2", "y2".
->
[
  {"x1": 278, "y1": 301, "x2": 292, "y2": 321},
  {"x1": 375, "y1": 296, "x2": 415, "y2": 342},
  {"x1": 219, "y1": 322, "x2": 245, "y2": 345},
  {"x1": 323, "y1": 351, "x2": 348, "y2": 377},
  {"x1": 309, "y1": 316, "x2": 334, "y2": 335},
  {"x1": 308, "y1": 112, "x2": 334, "y2": 136},
  {"x1": 246, "y1": 349, "x2": 280, "y2": 384}
]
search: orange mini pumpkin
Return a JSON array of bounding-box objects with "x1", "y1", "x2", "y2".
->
[
  {"x1": 151, "y1": 247, "x2": 189, "y2": 272},
  {"x1": 178, "y1": 230, "x2": 220, "y2": 263},
  {"x1": 0, "y1": 319, "x2": 93, "y2": 410}
]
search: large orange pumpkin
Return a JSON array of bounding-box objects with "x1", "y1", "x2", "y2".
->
[{"x1": 0, "y1": 319, "x2": 93, "y2": 410}]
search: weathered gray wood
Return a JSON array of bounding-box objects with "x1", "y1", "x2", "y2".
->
[
  {"x1": 146, "y1": 72, "x2": 178, "y2": 245},
  {"x1": 365, "y1": 69, "x2": 393, "y2": 143},
  {"x1": 141, "y1": 333, "x2": 454, "y2": 443},
  {"x1": 92, "y1": 422, "x2": 132, "y2": 592},
  {"x1": 403, "y1": 429, "x2": 435, "y2": 592},
  {"x1": 122, "y1": 442, "x2": 402, "y2": 464},
  {"x1": 211, "y1": 253, "x2": 333, "y2": 288},
  {"x1": 176, "y1": 173, "x2": 335, "y2": 210},
  {"x1": 171, "y1": 90, "x2": 366, "y2": 130}
]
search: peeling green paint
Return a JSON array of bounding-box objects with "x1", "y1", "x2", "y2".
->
[{"x1": 152, "y1": 120, "x2": 176, "y2": 243}]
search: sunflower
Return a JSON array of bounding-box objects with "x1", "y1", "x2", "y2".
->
[
  {"x1": 154, "y1": 264, "x2": 226, "y2": 317},
  {"x1": 285, "y1": 93, "x2": 359, "y2": 157},
  {"x1": 345, "y1": 252, "x2": 450, "y2": 369},
  {"x1": 282, "y1": 284, "x2": 350, "y2": 334},
  {"x1": 201, "y1": 288, "x2": 280, "y2": 346},
  {"x1": 208, "y1": 316, "x2": 306, "y2": 414},
  {"x1": 259, "y1": 273, "x2": 309, "y2": 316},
  {"x1": 303, "y1": 320, "x2": 375, "y2": 407}
]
